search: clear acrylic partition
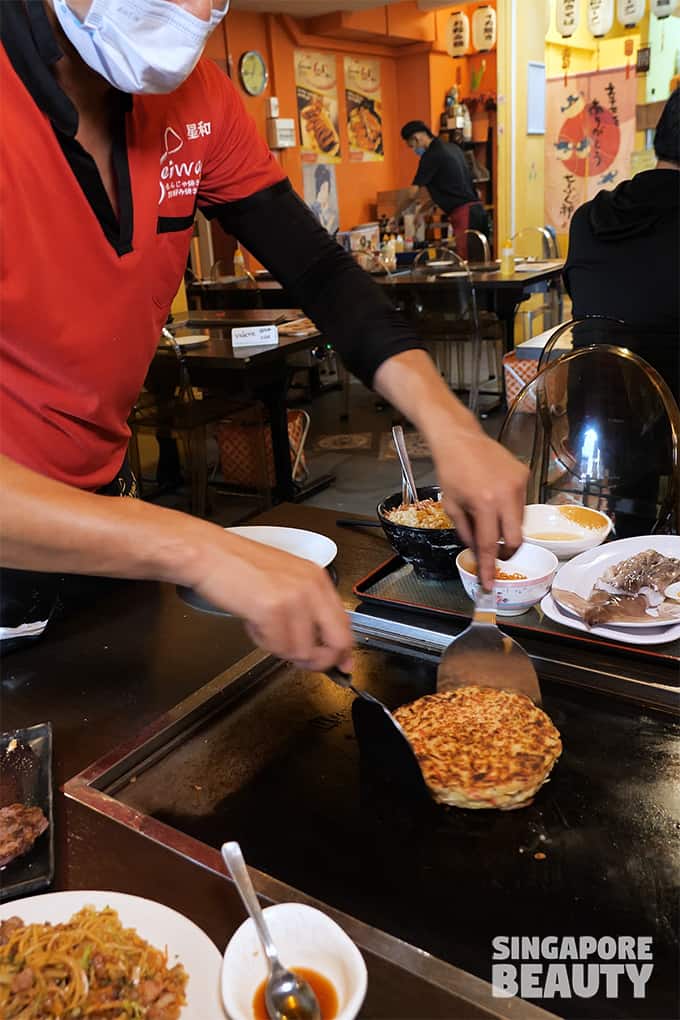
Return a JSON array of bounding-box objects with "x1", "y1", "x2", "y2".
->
[
  {"x1": 513, "y1": 226, "x2": 555, "y2": 260},
  {"x1": 499, "y1": 344, "x2": 680, "y2": 537}
]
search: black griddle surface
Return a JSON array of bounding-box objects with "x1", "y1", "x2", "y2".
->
[{"x1": 117, "y1": 648, "x2": 679, "y2": 1020}]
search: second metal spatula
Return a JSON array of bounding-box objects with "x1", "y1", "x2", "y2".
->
[{"x1": 437, "y1": 587, "x2": 542, "y2": 705}]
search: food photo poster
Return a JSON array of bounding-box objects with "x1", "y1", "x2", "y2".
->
[
  {"x1": 295, "y1": 50, "x2": 341, "y2": 163},
  {"x1": 344, "y1": 56, "x2": 384, "y2": 162}
]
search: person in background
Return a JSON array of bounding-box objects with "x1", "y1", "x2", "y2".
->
[
  {"x1": 310, "y1": 164, "x2": 338, "y2": 236},
  {"x1": 393, "y1": 120, "x2": 489, "y2": 260},
  {"x1": 0, "y1": 0, "x2": 527, "y2": 664},
  {"x1": 564, "y1": 89, "x2": 679, "y2": 398}
]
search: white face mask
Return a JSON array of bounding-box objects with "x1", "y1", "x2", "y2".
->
[{"x1": 53, "y1": 0, "x2": 228, "y2": 94}]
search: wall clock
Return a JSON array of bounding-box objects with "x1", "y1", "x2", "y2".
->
[{"x1": 238, "y1": 51, "x2": 268, "y2": 96}]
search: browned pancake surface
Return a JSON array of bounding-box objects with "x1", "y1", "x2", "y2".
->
[{"x1": 393, "y1": 686, "x2": 562, "y2": 810}]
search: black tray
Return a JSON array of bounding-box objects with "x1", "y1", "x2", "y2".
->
[
  {"x1": 354, "y1": 555, "x2": 680, "y2": 666},
  {"x1": 0, "y1": 722, "x2": 54, "y2": 901}
]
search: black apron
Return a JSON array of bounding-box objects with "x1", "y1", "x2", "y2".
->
[{"x1": 0, "y1": 459, "x2": 137, "y2": 653}]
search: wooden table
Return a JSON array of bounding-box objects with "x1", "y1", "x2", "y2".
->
[
  {"x1": 152, "y1": 311, "x2": 330, "y2": 502},
  {"x1": 188, "y1": 262, "x2": 565, "y2": 352}
]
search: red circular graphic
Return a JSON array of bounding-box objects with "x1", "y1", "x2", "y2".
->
[{"x1": 557, "y1": 103, "x2": 620, "y2": 178}]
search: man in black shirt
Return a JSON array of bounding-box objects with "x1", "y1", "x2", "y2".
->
[
  {"x1": 564, "y1": 90, "x2": 679, "y2": 397},
  {"x1": 395, "y1": 120, "x2": 488, "y2": 259}
]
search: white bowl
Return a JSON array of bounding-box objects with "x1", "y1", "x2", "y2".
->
[
  {"x1": 222, "y1": 903, "x2": 367, "y2": 1020},
  {"x1": 456, "y1": 544, "x2": 558, "y2": 616},
  {"x1": 522, "y1": 504, "x2": 612, "y2": 559}
]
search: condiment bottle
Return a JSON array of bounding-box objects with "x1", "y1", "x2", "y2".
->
[
  {"x1": 500, "y1": 237, "x2": 515, "y2": 277},
  {"x1": 233, "y1": 246, "x2": 247, "y2": 278}
]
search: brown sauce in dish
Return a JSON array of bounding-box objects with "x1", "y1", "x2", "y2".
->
[{"x1": 253, "y1": 968, "x2": 338, "y2": 1020}]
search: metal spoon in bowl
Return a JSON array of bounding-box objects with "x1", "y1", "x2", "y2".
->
[
  {"x1": 391, "y1": 425, "x2": 418, "y2": 504},
  {"x1": 221, "y1": 842, "x2": 321, "y2": 1020}
]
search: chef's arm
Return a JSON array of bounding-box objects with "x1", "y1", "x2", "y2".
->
[
  {"x1": 0, "y1": 454, "x2": 352, "y2": 669},
  {"x1": 209, "y1": 182, "x2": 527, "y2": 586}
]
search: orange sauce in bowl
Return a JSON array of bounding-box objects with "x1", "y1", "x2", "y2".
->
[
  {"x1": 253, "y1": 968, "x2": 338, "y2": 1020},
  {"x1": 528, "y1": 532, "x2": 577, "y2": 542},
  {"x1": 559, "y1": 506, "x2": 606, "y2": 530},
  {"x1": 495, "y1": 569, "x2": 528, "y2": 581}
]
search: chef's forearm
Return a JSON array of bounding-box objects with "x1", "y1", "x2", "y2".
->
[
  {"x1": 0, "y1": 454, "x2": 215, "y2": 587},
  {"x1": 208, "y1": 181, "x2": 425, "y2": 387},
  {"x1": 374, "y1": 350, "x2": 484, "y2": 446}
]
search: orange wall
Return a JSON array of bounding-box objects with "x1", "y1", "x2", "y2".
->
[{"x1": 219, "y1": 5, "x2": 497, "y2": 231}]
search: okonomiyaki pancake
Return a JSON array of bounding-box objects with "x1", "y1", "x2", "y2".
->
[{"x1": 393, "y1": 686, "x2": 562, "y2": 810}]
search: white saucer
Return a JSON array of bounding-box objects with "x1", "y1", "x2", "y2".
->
[{"x1": 226, "y1": 526, "x2": 337, "y2": 567}]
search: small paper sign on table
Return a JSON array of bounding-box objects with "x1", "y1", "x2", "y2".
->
[{"x1": 231, "y1": 324, "x2": 279, "y2": 348}]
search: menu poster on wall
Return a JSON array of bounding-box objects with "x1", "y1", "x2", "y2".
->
[
  {"x1": 344, "y1": 56, "x2": 384, "y2": 161},
  {"x1": 295, "y1": 50, "x2": 341, "y2": 163},
  {"x1": 303, "y1": 163, "x2": 339, "y2": 235},
  {"x1": 545, "y1": 67, "x2": 636, "y2": 232}
]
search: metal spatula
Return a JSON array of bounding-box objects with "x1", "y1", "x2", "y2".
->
[{"x1": 437, "y1": 587, "x2": 542, "y2": 705}]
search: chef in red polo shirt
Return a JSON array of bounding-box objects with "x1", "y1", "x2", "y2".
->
[{"x1": 0, "y1": 0, "x2": 527, "y2": 662}]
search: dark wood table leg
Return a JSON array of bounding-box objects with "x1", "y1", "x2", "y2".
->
[{"x1": 259, "y1": 374, "x2": 296, "y2": 502}]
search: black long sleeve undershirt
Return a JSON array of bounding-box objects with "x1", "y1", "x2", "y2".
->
[{"x1": 203, "y1": 179, "x2": 425, "y2": 389}]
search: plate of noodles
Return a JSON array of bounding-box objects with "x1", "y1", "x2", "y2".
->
[{"x1": 0, "y1": 890, "x2": 225, "y2": 1018}]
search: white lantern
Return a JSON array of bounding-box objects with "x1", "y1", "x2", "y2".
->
[
  {"x1": 617, "y1": 0, "x2": 646, "y2": 25},
  {"x1": 556, "y1": 0, "x2": 580, "y2": 37},
  {"x1": 446, "y1": 10, "x2": 470, "y2": 57},
  {"x1": 472, "y1": 4, "x2": 497, "y2": 51},
  {"x1": 651, "y1": 0, "x2": 680, "y2": 16},
  {"x1": 546, "y1": 0, "x2": 553, "y2": 36},
  {"x1": 588, "y1": 0, "x2": 615, "y2": 36}
]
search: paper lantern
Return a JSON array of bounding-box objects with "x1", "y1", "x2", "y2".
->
[
  {"x1": 617, "y1": 0, "x2": 646, "y2": 25},
  {"x1": 472, "y1": 4, "x2": 497, "y2": 52},
  {"x1": 556, "y1": 0, "x2": 580, "y2": 37},
  {"x1": 651, "y1": 0, "x2": 680, "y2": 16},
  {"x1": 446, "y1": 10, "x2": 470, "y2": 57},
  {"x1": 588, "y1": 0, "x2": 615, "y2": 36}
]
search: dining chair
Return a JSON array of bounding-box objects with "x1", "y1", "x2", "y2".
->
[
  {"x1": 499, "y1": 345, "x2": 679, "y2": 537},
  {"x1": 129, "y1": 333, "x2": 268, "y2": 517},
  {"x1": 399, "y1": 247, "x2": 485, "y2": 412},
  {"x1": 463, "y1": 229, "x2": 491, "y2": 265},
  {"x1": 513, "y1": 226, "x2": 563, "y2": 340}
]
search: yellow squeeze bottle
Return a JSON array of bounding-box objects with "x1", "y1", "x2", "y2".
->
[{"x1": 500, "y1": 238, "x2": 515, "y2": 277}]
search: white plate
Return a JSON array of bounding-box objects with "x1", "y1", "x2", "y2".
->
[
  {"x1": 167, "y1": 334, "x2": 209, "y2": 348},
  {"x1": 541, "y1": 593, "x2": 680, "y2": 646},
  {"x1": 552, "y1": 535, "x2": 680, "y2": 629},
  {"x1": 227, "y1": 526, "x2": 337, "y2": 568},
  {"x1": 0, "y1": 890, "x2": 225, "y2": 1019}
]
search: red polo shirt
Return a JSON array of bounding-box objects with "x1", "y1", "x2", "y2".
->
[{"x1": 0, "y1": 7, "x2": 284, "y2": 490}]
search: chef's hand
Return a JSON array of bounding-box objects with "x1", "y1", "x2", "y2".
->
[
  {"x1": 189, "y1": 533, "x2": 353, "y2": 672},
  {"x1": 431, "y1": 428, "x2": 528, "y2": 590},
  {"x1": 374, "y1": 350, "x2": 528, "y2": 591}
]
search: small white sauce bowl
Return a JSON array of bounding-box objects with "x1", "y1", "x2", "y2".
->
[
  {"x1": 457, "y1": 544, "x2": 559, "y2": 616},
  {"x1": 522, "y1": 504, "x2": 612, "y2": 559},
  {"x1": 665, "y1": 581, "x2": 680, "y2": 603},
  {"x1": 222, "y1": 902, "x2": 367, "y2": 1020}
]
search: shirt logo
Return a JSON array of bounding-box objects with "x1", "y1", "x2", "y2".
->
[
  {"x1": 186, "y1": 121, "x2": 211, "y2": 139},
  {"x1": 158, "y1": 125, "x2": 203, "y2": 205}
]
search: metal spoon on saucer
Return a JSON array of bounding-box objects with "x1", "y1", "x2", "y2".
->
[{"x1": 221, "y1": 841, "x2": 321, "y2": 1020}]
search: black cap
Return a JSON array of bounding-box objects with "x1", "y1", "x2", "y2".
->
[
  {"x1": 401, "y1": 120, "x2": 433, "y2": 142},
  {"x1": 654, "y1": 88, "x2": 680, "y2": 165}
]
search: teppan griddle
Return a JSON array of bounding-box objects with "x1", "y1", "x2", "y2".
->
[{"x1": 65, "y1": 628, "x2": 679, "y2": 1020}]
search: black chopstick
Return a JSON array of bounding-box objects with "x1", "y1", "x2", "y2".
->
[{"x1": 336, "y1": 519, "x2": 383, "y2": 529}]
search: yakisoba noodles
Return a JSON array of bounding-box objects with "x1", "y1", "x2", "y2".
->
[
  {"x1": 384, "y1": 498, "x2": 454, "y2": 529},
  {"x1": 0, "y1": 905, "x2": 188, "y2": 1019}
]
